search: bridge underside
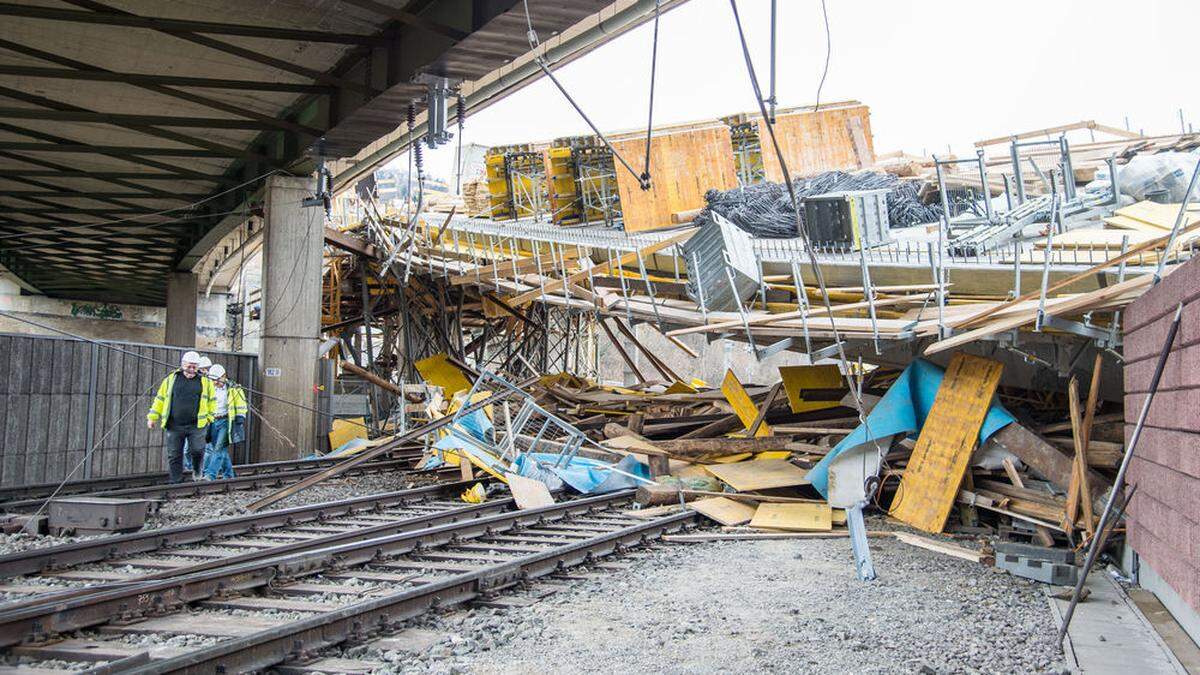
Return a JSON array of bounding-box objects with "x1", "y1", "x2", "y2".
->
[{"x1": 0, "y1": 0, "x2": 617, "y2": 304}]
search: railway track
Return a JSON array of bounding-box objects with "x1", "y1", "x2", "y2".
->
[
  {"x1": 0, "y1": 479, "x2": 490, "y2": 607},
  {"x1": 0, "y1": 455, "x2": 430, "y2": 513},
  {"x1": 0, "y1": 491, "x2": 693, "y2": 673},
  {"x1": 0, "y1": 451, "x2": 423, "y2": 505}
]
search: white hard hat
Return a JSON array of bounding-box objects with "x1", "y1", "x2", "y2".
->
[
  {"x1": 198, "y1": 356, "x2": 212, "y2": 369},
  {"x1": 209, "y1": 364, "x2": 226, "y2": 379},
  {"x1": 181, "y1": 350, "x2": 201, "y2": 365}
]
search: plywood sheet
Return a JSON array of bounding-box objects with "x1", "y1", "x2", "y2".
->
[
  {"x1": 750, "y1": 503, "x2": 833, "y2": 531},
  {"x1": 721, "y1": 369, "x2": 771, "y2": 437},
  {"x1": 759, "y1": 104, "x2": 874, "y2": 182},
  {"x1": 613, "y1": 124, "x2": 738, "y2": 233},
  {"x1": 705, "y1": 459, "x2": 809, "y2": 491},
  {"x1": 1114, "y1": 201, "x2": 1200, "y2": 230},
  {"x1": 890, "y1": 354, "x2": 1004, "y2": 534},
  {"x1": 689, "y1": 497, "x2": 756, "y2": 526},
  {"x1": 504, "y1": 473, "x2": 555, "y2": 510}
]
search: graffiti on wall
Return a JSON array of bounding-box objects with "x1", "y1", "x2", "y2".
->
[{"x1": 70, "y1": 302, "x2": 124, "y2": 320}]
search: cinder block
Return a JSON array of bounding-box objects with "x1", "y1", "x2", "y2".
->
[
  {"x1": 994, "y1": 541, "x2": 1075, "y2": 564},
  {"x1": 996, "y1": 553, "x2": 1078, "y2": 585}
]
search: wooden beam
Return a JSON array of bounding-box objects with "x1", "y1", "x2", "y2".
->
[{"x1": 324, "y1": 226, "x2": 379, "y2": 259}]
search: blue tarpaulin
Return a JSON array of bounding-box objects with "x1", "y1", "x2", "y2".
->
[
  {"x1": 513, "y1": 452, "x2": 649, "y2": 495},
  {"x1": 808, "y1": 358, "x2": 1015, "y2": 498}
]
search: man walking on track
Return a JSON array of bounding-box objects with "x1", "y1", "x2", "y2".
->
[
  {"x1": 147, "y1": 350, "x2": 217, "y2": 483},
  {"x1": 202, "y1": 363, "x2": 246, "y2": 480}
]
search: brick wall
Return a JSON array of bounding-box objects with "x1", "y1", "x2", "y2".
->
[{"x1": 1123, "y1": 255, "x2": 1200, "y2": 613}]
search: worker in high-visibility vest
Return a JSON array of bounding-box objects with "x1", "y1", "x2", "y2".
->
[
  {"x1": 147, "y1": 350, "x2": 216, "y2": 483},
  {"x1": 182, "y1": 355, "x2": 214, "y2": 476},
  {"x1": 202, "y1": 364, "x2": 247, "y2": 480}
]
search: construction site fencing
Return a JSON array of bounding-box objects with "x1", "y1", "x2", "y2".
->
[{"x1": 0, "y1": 333, "x2": 258, "y2": 487}]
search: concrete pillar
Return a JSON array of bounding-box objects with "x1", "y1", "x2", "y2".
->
[
  {"x1": 258, "y1": 175, "x2": 324, "y2": 461},
  {"x1": 164, "y1": 272, "x2": 198, "y2": 347}
]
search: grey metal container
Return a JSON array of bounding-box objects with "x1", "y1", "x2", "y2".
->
[
  {"x1": 682, "y1": 213, "x2": 760, "y2": 312},
  {"x1": 803, "y1": 189, "x2": 892, "y2": 250}
]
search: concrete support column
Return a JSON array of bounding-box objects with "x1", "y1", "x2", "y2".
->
[
  {"x1": 164, "y1": 272, "x2": 198, "y2": 347},
  {"x1": 258, "y1": 175, "x2": 324, "y2": 461}
]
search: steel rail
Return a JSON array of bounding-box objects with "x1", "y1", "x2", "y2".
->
[
  {"x1": 0, "y1": 450, "x2": 421, "y2": 503},
  {"x1": 137, "y1": 509, "x2": 694, "y2": 674},
  {"x1": 0, "y1": 487, "x2": 514, "y2": 614},
  {"x1": 0, "y1": 479, "x2": 473, "y2": 579},
  {"x1": 0, "y1": 458, "x2": 435, "y2": 512},
  {"x1": 0, "y1": 491, "x2": 656, "y2": 648}
]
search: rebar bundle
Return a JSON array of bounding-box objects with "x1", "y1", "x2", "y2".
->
[{"x1": 696, "y1": 171, "x2": 944, "y2": 238}]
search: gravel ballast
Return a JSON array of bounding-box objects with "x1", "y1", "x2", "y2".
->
[
  {"x1": 362, "y1": 535, "x2": 1067, "y2": 675},
  {"x1": 0, "y1": 470, "x2": 438, "y2": 556}
]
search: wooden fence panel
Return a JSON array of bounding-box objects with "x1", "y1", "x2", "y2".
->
[{"x1": 0, "y1": 333, "x2": 258, "y2": 486}]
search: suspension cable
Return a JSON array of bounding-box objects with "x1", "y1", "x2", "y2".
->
[
  {"x1": 521, "y1": 0, "x2": 659, "y2": 191},
  {"x1": 727, "y1": 0, "x2": 884, "y2": 470}
]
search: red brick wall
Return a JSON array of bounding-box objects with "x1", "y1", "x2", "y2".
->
[{"x1": 1123, "y1": 256, "x2": 1200, "y2": 612}]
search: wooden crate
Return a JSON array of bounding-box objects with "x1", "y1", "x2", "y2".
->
[{"x1": 611, "y1": 124, "x2": 738, "y2": 233}]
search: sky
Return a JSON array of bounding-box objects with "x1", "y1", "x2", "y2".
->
[{"x1": 391, "y1": 0, "x2": 1200, "y2": 183}]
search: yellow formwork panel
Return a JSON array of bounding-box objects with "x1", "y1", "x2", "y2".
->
[
  {"x1": 720, "y1": 369, "x2": 771, "y2": 438},
  {"x1": 778, "y1": 365, "x2": 845, "y2": 413},
  {"x1": 485, "y1": 153, "x2": 514, "y2": 220},
  {"x1": 890, "y1": 354, "x2": 1004, "y2": 534},
  {"x1": 415, "y1": 353, "x2": 472, "y2": 396},
  {"x1": 545, "y1": 147, "x2": 580, "y2": 225}
]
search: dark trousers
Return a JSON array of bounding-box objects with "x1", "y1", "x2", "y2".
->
[{"x1": 165, "y1": 427, "x2": 207, "y2": 483}]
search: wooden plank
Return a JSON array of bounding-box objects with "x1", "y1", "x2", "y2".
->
[
  {"x1": 721, "y1": 369, "x2": 771, "y2": 437},
  {"x1": 892, "y1": 531, "x2": 984, "y2": 563},
  {"x1": 749, "y1": 503, "x2": 833, "y2": 531},
  {"x1": 745, "y1": 381, "x2": 781, "y2": 437},
  {"x1": 704, "y1": 459, "x2": 809, "y2": 491},
  {"x1": 689, "y1": 497, "x2": 756, "y2": 526},
  {"x1": 612, "y1": 124, "x2": 738, "y2": 233},
  {"x1": 926, "y1": 271, "x2": 1156, "y2": 355},
  {"x1": 663, "y1": 531, "x2": 888, "y2": 542},
  {"x1": 100, "y1": 614, "x2": 284, "y2": 637},
  {"x1": 847, "y1": 116, "x2": 871, "y2": 168},
  {"x1": 990, "y1": 423, "x2": 1110, "y2": 509},
  {"x1": 1001, "y1": 458, "x2": 1056, "y2": 547},
  {"x1": 891, "y1": 354, "x2": 1003, "y2": 534}
]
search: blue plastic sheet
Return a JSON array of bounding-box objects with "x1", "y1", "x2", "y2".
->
[
  {"x1": 513, "y1": 452, "x2": 649, "y2": 495},
  {"x1": 808, "y1": 358, "x2": 1015, "y2": 497}
]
